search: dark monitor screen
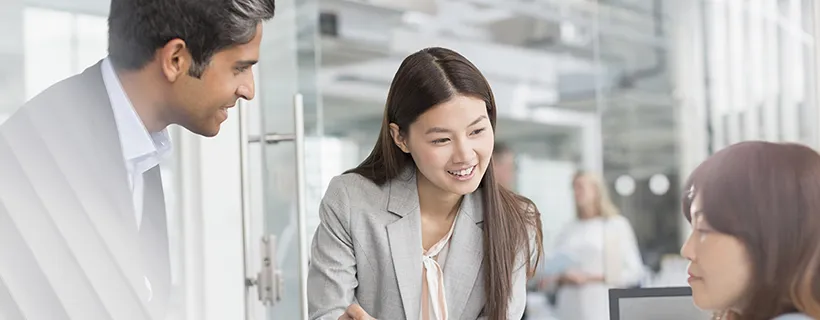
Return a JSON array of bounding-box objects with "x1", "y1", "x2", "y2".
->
[{"x1": 609, "y1": 287, "x2": 712, "y2": 320}]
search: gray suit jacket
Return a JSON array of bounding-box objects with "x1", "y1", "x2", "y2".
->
[
  {"x1": 0, "y1": 62, "x2": 167, "y2": 319},
  {"x1": 307, "y1": 168, "x2": 528, "y2": 320}
]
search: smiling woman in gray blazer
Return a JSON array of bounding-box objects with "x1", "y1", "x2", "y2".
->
[{"x1": 307, "y1": 47, "x2": 544, "y2": 320}]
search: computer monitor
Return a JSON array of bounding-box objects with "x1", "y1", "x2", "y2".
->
[{"x1": 609, "y1": 286, "x2": 712, "y2": 320}]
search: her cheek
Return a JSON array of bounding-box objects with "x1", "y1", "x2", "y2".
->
[{"x1": 417, "y1": 147, "x2": 445, "y2": 168}]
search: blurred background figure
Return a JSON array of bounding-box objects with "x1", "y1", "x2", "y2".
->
[
  {"x1": 540, "y1": 171, "x2": 644, "y2": 320},
  {"x1": 493, "y1": 142, "x2": 517, "y2": 190}
]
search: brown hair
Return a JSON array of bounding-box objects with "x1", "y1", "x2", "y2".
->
[
  {"x1": 573, "y1": 171, "x2": 620, "y2": 219},
  {"x1": 682, "y1": 141, "x2": 820, "y2": 320},
  {"x1": 346, "y1": 47, "x2": 543, "y2": 318}
]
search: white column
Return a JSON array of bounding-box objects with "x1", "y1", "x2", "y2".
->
[
  {"x1": 176, "y1": 110, "x2": 247, "y2": 320},
  {"x1": 727, "y1": 0, "x2": 744, "y2": 143},
  {"x1": 670, "y1": 0, "x2": 708, "y2": 249},
  {"x1": 746, "y1": 0, "x2": 764, "y2": 141},
  {"x1": 813, "y1": 0, "x2": 820, "y2": 149},
  {"x1": 707, "y1": 0, "x2": 729, "y2": 149},
  {"x1": 779, "y1": 0, "x2": 801, "y2": 141},
  {"x1": 764, "y1": 0, "x2": 781, "y2": 141}
]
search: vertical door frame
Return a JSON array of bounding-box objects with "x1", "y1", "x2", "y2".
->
[{"x1": 174, "y1": 107, "x2": 248, "y2": 320}]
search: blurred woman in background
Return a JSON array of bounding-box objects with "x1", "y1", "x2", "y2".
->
[
  {"x1": 549, "y1": 171, "x2": 644, "y2": 320},
  {"x1": 681, "y1": 141, "x2": 820, "y2": 320}
]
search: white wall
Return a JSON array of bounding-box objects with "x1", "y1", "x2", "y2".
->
[
  {"x1": 175, "y1": 107, "x2": 246, "y2": 320},
  {"x1": 516, "y1": 156, "x2": 577, "y2": 255}
]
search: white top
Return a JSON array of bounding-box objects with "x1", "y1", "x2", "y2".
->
[
  {"x1": 553, "y1": 215, "x2": 644, "y2": 320},
  {"x1": 100, "y1": 57, "x2": 172, "y2": 230},
  {"x1": 420, "y1": 219, "x2": 456, "y2": 320}
]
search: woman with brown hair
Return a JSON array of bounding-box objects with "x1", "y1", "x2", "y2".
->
[
  {"x1": 306, "y1": 47, "x2": 543, "y2": 320},
  {"x1": 682, "y1": 141, "x2": 820, "y2": 320}
]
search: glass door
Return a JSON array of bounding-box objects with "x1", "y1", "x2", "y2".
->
[
  {"x1": 240, "y1": 0, "x2": 321, "y2": 318},
  {"x1": 240, "y1": 1, "x2": 623, "y2": 319}
]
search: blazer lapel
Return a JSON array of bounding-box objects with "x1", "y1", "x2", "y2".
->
[
  {"x1": 386, "y1": 167, "x2": 423, "y2": 320},
  {"x1": 80, "y1": 62, "x2": 138, "y2": 229},
  {"x1": 0, "y1": 60, "x2": 150, "y2": 317},
  {"x1": 68, "y1": 62, "x2": 147, "y2": 306},
  {"x1": 443, "y1": 188, "x2": 484, "y2": 318}
]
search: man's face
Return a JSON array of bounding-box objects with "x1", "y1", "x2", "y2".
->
[
  {"x1": 493, "y1": 151, "x2": 516, "y2": 189},
  {"x1": 170, "y1": 24, "x2": 262, "y2": 137}
]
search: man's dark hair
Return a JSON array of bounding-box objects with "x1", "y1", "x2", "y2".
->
[{"x1": 108, "y1": 0, "x2": 276, "y2": 78}]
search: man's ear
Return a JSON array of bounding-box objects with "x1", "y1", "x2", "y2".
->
[
  {"x1": 159, "y1": 38, "x2": 190, "y2": 82},
  {"x1": 389, "y1": 123, "x2": 409, "y2": 153}
]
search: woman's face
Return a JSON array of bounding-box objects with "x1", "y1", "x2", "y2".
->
[
  {"x1": 390, "y1": 94, "x2": 494, "y2": 197},
  {"x1": 573, "y1": 175, "x2": 597, "y2": 210},
  {"x1": 680, "y1": 194, "x2": 752, "y2": 312}
]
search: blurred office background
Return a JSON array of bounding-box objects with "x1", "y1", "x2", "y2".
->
[{"x1": 1, "y1": 0, "x2": 818, "y2": 319}]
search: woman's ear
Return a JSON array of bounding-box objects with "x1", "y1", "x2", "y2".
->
[{"x1": 389, "y1": 123, "x2": 410, "y2": 153}]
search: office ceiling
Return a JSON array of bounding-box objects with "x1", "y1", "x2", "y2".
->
[{"x1": 316, "y1": 0, "x2": 677, "y2": 177}]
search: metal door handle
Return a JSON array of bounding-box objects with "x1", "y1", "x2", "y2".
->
[
  {"x1": 293, "y1": 93, "x2": 310, "y2": 319},
  {"x1": 256, "y1": 234, "x2": 283, "y2": 305},
  {"x1": 240, "y1": 93, "x2": 309, "y2": 319},
  {"x1": 248, "y1": 133, "x2": 296, "y2": 144}
]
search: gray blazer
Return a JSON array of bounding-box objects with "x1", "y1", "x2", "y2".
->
[
  {"x1": 307, "y1": 168, "x2": 528, "y2": 320},
  {"x1": 0, "y1": 62, "x2": 167, "y2": 320}
]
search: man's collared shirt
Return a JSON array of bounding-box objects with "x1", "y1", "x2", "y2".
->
[{"x1": 100, "y1": 57, "x2": 172, "y2": 230}]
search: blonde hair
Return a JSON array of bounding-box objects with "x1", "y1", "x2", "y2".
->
[{"x1": 573, "y1": 171, "x2": 620, "y2": 218}]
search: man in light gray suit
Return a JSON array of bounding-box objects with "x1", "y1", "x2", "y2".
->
[{"x1": 0, "y1": 0, "x2": 275, "y2": 319}]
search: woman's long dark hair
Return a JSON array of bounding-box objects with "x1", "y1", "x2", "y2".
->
[
  {"x1": 682, "y1": 141, "x2": 820, "y2": 320},
  {"x1": 346, "y1": 47, "x2": 543, "y2": 318}
]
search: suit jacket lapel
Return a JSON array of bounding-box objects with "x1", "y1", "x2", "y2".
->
[
  {"x1": 79, "y1": 62, "x2": 138, "y2": 229},
  {"x1": 0, "y1": 60, "x2": 150, "y2": 317},
  {"x1": 386, "y1": 167, "x2": 487, "y2": 319},
  {"x1": 443, "y1": 188, "x2": 484, "y2": 318},
  {"x1": 386, "y1": 167, "x2": 423, "y2": 320},
  {"x1": 61, "y1": 62, "x2": 146, "y2": 307}
]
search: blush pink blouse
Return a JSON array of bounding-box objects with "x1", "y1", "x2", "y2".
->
[{"x1": 420, "y1": 220, "x2": 456, "y2": 320}]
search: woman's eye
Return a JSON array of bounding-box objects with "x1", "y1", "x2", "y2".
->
[
  {"x1": 432, "y1": 138, "x2": 449, "y2": 144},
  {"x1": 471, "y1": 128, "x2": 486, "y2": 135}
]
